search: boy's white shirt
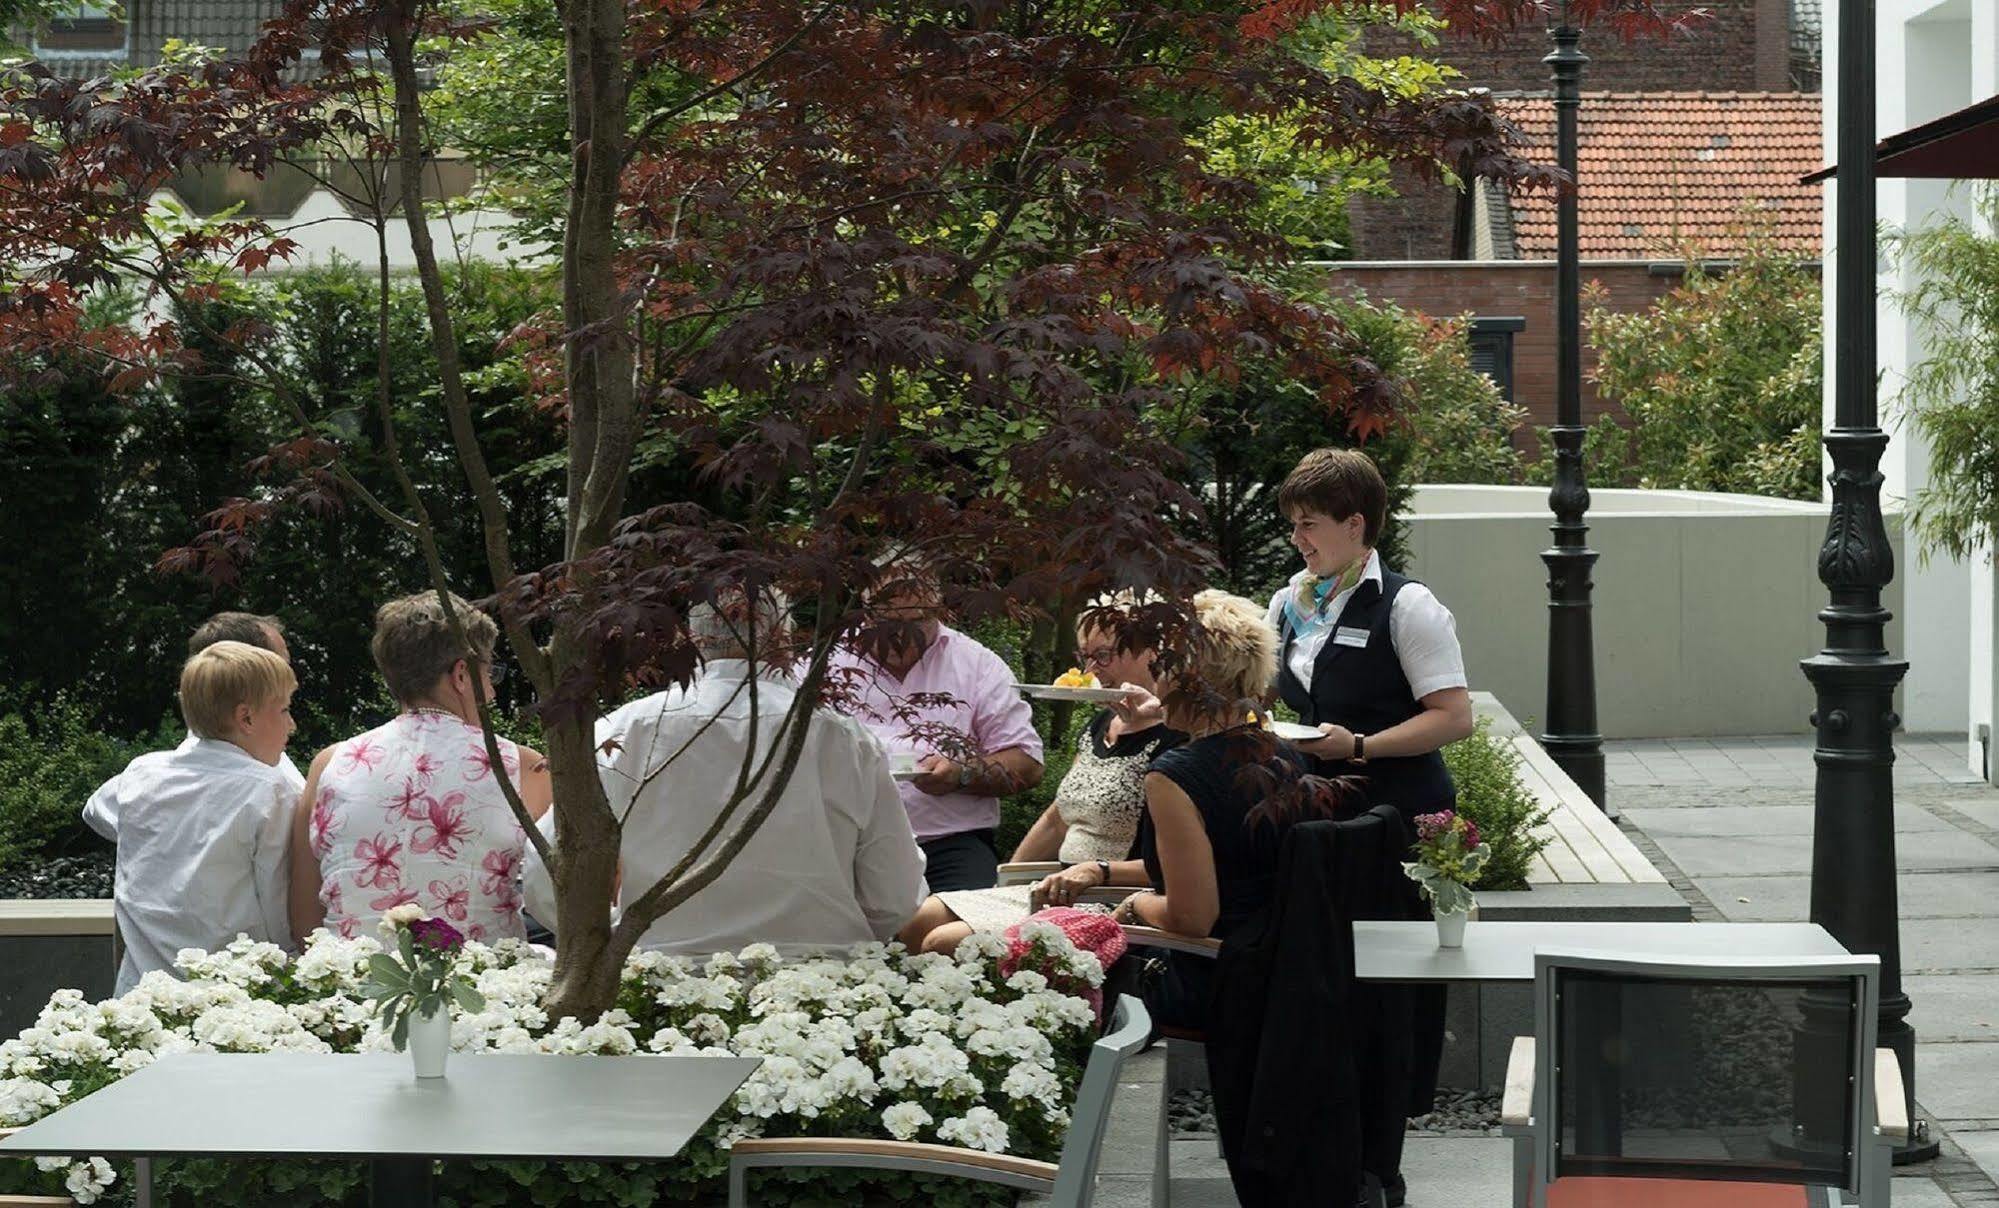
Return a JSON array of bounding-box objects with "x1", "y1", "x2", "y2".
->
[
  {"x1": 88, "y1": 737, "x2": 299, "y2": 993},
  {"x1": 82, "y1": 735, "x2": 302, "y2": 840}
]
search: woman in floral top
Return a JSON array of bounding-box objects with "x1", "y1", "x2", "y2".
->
[{"x1": 288, "y1": 592, "x2": 551, "y2": 944}]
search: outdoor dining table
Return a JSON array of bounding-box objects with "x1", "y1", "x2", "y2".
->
[
  {"x1": 0, "y1": 1052, "x2": 763, "y2": 1208},
  {"x1": 1350, "y1": 919, "x2": 1849, "y2": 982}
]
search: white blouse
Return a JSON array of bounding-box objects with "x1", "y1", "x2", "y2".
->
[{"x1": 1265, "y1": 551, "x2": 1468, "y2": 700}]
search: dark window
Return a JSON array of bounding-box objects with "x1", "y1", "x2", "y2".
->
[
  {"x1": 1468, "y1": 317, "x2": 1526, "y2": 404},
  {"x1": 34, "y1": 0, "x2": 127, "y2": 57}
]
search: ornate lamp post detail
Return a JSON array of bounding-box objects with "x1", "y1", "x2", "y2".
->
[
  {"x1": 1541, "y1": 9, "x2": 1606, "y2": 808},
  {"x1": 1803, "y1": 0, "x2": 1935, "y2": 1161}
]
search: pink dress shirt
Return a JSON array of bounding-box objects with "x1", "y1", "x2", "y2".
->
[{"x1": 828, "y1": 625, "x2": 1044, "y2": 842}]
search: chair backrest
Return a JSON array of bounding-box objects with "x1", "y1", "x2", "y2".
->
[
  {"x1": 1532, "y1": 948, "x2": 1880, "y2": 1199},
  {"x1": 1046, "y1": 997, "x2": 1153, "y2": 1207}
]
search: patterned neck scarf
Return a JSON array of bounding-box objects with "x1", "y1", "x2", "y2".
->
[{"x1": 1283, "y1": 551, "x2": 1372, "y2": 637}]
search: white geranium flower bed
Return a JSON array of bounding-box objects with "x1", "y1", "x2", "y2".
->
[{"x1": 0, "y1": 923, "x2": 1107, "y2": 1207}]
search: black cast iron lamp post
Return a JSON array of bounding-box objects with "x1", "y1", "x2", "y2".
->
[
  {"x1": 1541, "y1": 0, "x2": 1606, "y2": 808},
  {"x1": 1802, "y1": 0, "x2": 1935, "y2": 1162}
]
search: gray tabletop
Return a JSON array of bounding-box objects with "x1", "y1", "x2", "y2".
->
[
  {"x1": 1353, "y1": 920, "x2": 1849, "y2": 982},
  {"x1": 0, "y1": 1053, "x2": 762, "y2": 1162}
]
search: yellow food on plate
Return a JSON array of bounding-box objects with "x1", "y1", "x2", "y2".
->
[{"x1": 1053, "y1": 668, "x2": 1099, "y2": 689}]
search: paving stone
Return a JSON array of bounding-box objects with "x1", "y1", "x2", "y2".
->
[
  {"x1": 1624, "y1": 804, "x2": 1954, "y2": 837},
  {"x1": 1645, "y1": 829, "x2": 1999, "y2": 878},
  {"x1": 1905, "y1": 976, "x2": 1999, "y2": 1042},
  {"x1": 1885, "y1": 1172, "x2": 1966, "y2": 1208},
  {"x1": 1914, "y1": 1042, "x2": 1999, "y2": 1122},
  {"x1": 1400, "y1": 1137, "x2": 1515, "y2": 1208},
  {"x1": 1902, "y1": 918, "x2": 1999, "y2": 974},
  {"x1": 1952, "y1": 1131, "x2": 1999, "y2": 1189},
  {"x1": 1691, "y1": 871, "x2": 1999, "y2": 922}
]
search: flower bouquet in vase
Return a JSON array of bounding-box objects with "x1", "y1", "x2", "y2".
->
[
  {"x1": 1403, "y1": 810, "x2": 1489, "y2": 948},
  {"x1": 362, "y1": 905, "x2": 484, "y2": 1078}
]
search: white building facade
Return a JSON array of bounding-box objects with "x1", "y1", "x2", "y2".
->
[{"x1": 1823, "y1": 0, "x2": 1997, "y2": 780}]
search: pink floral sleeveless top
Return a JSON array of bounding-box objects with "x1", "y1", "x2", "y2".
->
[{"x1": 312, "y1": 710, "x2": 527, "y2": 942}]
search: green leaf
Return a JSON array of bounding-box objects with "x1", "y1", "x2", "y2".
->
[
  {"x1": 368, "y1": 953, "x2": 410, "y2": 986},
  {"x1": 452, "y1": 981, "x2": 486, "y2": 1013}
]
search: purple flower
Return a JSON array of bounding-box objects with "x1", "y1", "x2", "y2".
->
[
  {"x1": 409, "y1": 916, "x2": 465, "y2": 953},
  {"x1": 1414, "y1": 810, "x2": 1454, "y2": 842},
  {"x1": 1458, "y1": 815, "x2": 1482, "y2": 850}
]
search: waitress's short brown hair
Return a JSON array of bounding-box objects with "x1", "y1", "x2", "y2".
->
[{"x1": 1275, "y1": 448, "x2": 1387, "y2": 547}]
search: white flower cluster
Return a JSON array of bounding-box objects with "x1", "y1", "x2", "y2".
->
[{"x1": 0, "y1": 926, "x2": 1106, "y2": 1200}]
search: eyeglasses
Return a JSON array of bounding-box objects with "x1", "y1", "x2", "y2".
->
[
  {"x1": 1078, "y1": 647, "x2": 1118, "y2": 667},
  {"x1": 487, "y1": 660, "x2": 509, "y2": 686}
]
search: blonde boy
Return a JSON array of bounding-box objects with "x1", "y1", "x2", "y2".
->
[{"x1": 95, "y1": 641, "x2": 300, "y2": 992}]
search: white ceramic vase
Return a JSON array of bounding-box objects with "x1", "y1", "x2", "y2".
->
[
  {"x1": 407, "y1": 1004, "x2": 450, "y2": 1079},
  {"x1": 1434, "y1": 909, "x2": 1469, "y2": 949}
]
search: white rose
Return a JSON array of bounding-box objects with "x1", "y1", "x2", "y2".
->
[
  {"x1": 882, "y1": 1101, "x2": 933, "y2": 1141},
  {"x1": 379, "y1": 904, "x2": 428, "y2": 934},
  {"x1": 937, "y1": 1106, "x2": 1009, "y2": 1153}
]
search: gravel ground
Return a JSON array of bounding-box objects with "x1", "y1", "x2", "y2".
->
[
  {"x1": 1170, "y1": 1088, "x2": 1502, "y2": 1137},
  {"x1": 0, "y1": 852, "x2": 114, "y2": 899}
]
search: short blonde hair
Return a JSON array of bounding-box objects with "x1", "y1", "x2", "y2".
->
[
  {"x1": 1180, "y1": 589, "x2": 1277, "y2": 705},
  {"x1": 180, "y1": 641, "x2": 297, "y2": 739},
  {"x1": 371, "y1": 591, "x2": 499, "y2": 705}
]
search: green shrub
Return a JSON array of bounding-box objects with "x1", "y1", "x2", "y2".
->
[
  {"x1": 1537, "y1": 233, "x2": 1823, "y2": 500},
  {"x1": 1443, "y1": 717, "x2": 1552, "y2": 892},
  {"x1": 0, "y1": 697, "x2": 177, "y2": 875}
]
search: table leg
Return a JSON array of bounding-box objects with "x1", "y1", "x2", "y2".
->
[
  {"x1": 133, "y1": 1157, "x2": 151, "y2": 1208},
  {"x1": 369, "y1": 1156, "x2": 435, "y2": 1208}
]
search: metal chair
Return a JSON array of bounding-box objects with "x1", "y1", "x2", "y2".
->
[
  {"x1": 727, "y1": 997, "x2": 1152, "y2": 1208},
  {"x1": 997, "y1": 862, "x2": 1132, "y2": 907},
  {"x1": 1118, "y1": 925, "x2": 1220, "y2": 1208},
  {"x1": 1499, "y1": 949, "x2": 1904, "y2": 1208}
]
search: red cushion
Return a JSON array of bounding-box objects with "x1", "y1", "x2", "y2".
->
[{"x1": 1549, "y1": 1177, "x2": 1812, "y2": 1207}]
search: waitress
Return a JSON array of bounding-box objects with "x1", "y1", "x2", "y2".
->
[
  {"x1": 1262, "y1": 447, "x2": 1473, "y2": 1208},
  {"x1": 1264, "y1": 448, "x2": 1472, "y2": 818}
]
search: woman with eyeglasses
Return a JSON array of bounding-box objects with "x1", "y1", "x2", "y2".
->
[
  {"x1": 897, "y1": 603, "x2": 1182, "y2": 954},
  {"x1": 287, "y1": 590, "x2": 551, "y2": 945}
]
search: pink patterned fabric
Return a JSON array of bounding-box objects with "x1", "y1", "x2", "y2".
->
[
  {"x1": 1003, "y1": 907, "x2": 1129, "y2": 1016},
  {"x1": 314, "y1": 711, "x2": 527, "y2": 942}
]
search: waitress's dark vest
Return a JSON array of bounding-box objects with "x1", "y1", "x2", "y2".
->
[{"x1": 1276, "y1": 569, "x2": 1456, "y2": 819}]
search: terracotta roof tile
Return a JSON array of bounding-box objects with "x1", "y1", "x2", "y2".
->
[{"x1": 1497, "y1": 91, "x2": 1822, "y2": 259}]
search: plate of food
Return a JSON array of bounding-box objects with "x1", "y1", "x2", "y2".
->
[
  {"x1": 1267, "y1": 720, "x2": 1325, "y2": 743},
  {"x1": 1014, "y1": 669, "x2": 1128, "y2": 703}
]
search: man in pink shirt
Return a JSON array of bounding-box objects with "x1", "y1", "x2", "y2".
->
[{"x1": 829, "y1": 573, "x2": 1045, "y2": 892}]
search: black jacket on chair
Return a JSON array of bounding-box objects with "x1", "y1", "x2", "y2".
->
[{"x1": 1206, "y1": 807, "x2": 1416, "y2": 1208}]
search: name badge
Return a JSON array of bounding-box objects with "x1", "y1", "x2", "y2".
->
[{"x1": 1333, "y1": 626, "x2": 1371, "y2": 648}]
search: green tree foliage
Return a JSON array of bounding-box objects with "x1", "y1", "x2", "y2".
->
[
  {"x1": 1545, "y1": 235, "x2": 1823, "y2": 500},
  {"x1": 0, "y1": 261, "x2": 561, "y2": 752},
  {"x1": 1890, "y1": 185, "x2": 1999, "y2": 561}
]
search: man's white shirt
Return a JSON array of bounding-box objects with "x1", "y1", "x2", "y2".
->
[
  {"x1": 86, "y1": 738, "x2": 296, "y2": 993},
  {"x1": 523, "y1": 658, "x2": 927, "y2": 955}
]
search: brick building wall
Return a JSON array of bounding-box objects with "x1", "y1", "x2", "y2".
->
[{"x1": 1320, "y1": 259, "x2": 1689, "y2": 443}]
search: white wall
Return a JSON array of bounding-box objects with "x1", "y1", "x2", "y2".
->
[
  {"x1": 148, "y1": 187, "x2": 545, "y2": 272},
  {"x1": 1402, "y1": 486, "x2": 1905, "y2": 740},
  {"x1": 1825, "y1": 0, "x2": 1992, "y2": 769}
]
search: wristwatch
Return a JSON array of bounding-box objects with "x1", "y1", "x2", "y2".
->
[
  {"x1": 1351, "y1": 732, "x2": 1368, "y2": 764},
  {"x1": 1095, "y1": 859, "x2": 1112, "y2": 885},
  {"x1": 956, "y1": 761, "x2": 976, "y2": 790}
]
